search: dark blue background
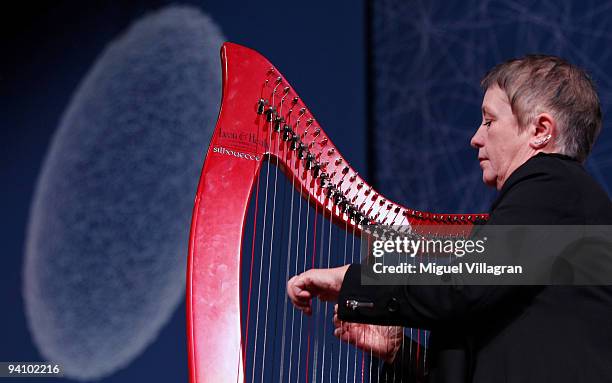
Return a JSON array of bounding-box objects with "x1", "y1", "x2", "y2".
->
[
  {"x1": 0, "y1": 1, "x2": 365, "y2": 381},
  {"x1": 369, "y1": 0, "x2": 612, "y2": 213}
]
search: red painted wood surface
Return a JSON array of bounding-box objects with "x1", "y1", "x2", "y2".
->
[{"x1": 186, "y1": 42, "x2": 488, "y2": 383}]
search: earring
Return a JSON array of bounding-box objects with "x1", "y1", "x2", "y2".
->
[{"x1": 534, "y1": 134, "x2": 552, "y2": 146}]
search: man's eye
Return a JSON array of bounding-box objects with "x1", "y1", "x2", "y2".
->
[{"x1": 483, "y1": 120, "x2": 492, "y2": 128}]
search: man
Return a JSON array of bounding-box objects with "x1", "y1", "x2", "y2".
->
[{"x1": 287, "y1": 55, "x2": 612, "y2": 382}]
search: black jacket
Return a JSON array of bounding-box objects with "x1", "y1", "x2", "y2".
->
[{"x1": 338, "y1": 153, "x2": 612, "y2": 383}]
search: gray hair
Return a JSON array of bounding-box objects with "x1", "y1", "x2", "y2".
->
[{"x1": 481, "y1": 55, "x2": 602, "y2": 162}]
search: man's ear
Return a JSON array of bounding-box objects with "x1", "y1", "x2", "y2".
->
[{"x1": 529, "y1": 113, "x2": 557, "y2": 150}]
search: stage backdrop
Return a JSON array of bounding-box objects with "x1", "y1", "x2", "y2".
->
[{"x1": 368, "y1": 0, "x2": 612, "y2": 214}]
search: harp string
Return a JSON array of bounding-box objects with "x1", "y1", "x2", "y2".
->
[
  {"x1": 350, "y1": 222, "x2": 357, "y2": 383},
  {"x1": 295, "y1": 168, "x2": 309, "y2": 381},
  {"x1": 244, "y1": 76, "x2": 388, "y2": 383},
  {"x1": 305, "y1": 173, "x2": 319, "y2": 382},
  {"x1": 240, "y1": 75, "x2": 271, "y2": 383},
  {"x1": 318, "y1": 201, "x2": 333, "y2": 383},
  {"x1": 259, "y1": 82, "x2": 285, "y2": 383},
  {"x1": 249, "y1": 79, "x2": 281, "y2": 383},
  {"x1": 288, "y1": 139, "x2": 305, "y2": 383},
  {"x1": 312, "y1": 197, "x2": 329, "y2": 382},
  {"x1": 279, "y1": 91, "x2": 297, "y2": 383}
]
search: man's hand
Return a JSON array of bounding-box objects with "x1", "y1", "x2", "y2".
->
[
  {"x1": 333, "y1": 305, "x2": 403, "y2": 363},
  {"x1": 287, "y1": 265, "x2": 350, "y2": 315}
]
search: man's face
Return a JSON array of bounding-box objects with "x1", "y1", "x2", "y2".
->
[{"x1": 470, "y1": 85, "x2": 531, "y2": 190}]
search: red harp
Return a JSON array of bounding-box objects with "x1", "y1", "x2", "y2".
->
[{"x1": 187, "y1": 42, "x2": 488, "y2": 383}]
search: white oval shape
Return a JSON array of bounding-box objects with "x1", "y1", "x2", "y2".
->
[{"x1": 23, "y1": 6, "x2": 225, "y2": 381}]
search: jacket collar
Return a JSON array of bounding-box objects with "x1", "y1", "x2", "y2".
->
[{"x1": 489, "y1": 152, "x2": 577, "y2": 212}]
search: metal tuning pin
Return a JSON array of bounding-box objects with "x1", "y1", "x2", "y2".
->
[
  {"x1": 352, "y1": 207, "x2": 362, "y2": 222},
  {"x1": 313, "y1": 128, "x2": 321, "y2": 137},
  {"x1": 257, "y1": 99, "x2": 267, "y2": 115},
  {"x1": 342, "y1": 166, "x2": 350, "y2": 174},
  {"x1": 298, "y1": 108, "x2": 306, "y2": 116},
  {"x1": 312, "y1": 162, "x2": 322, "y2": 178},
  {"x1": 292, "y1": 97, "x2": 299, "y2": 105},
  {"x1": 283, "y1": 86, "x2": 290, "y2": 94},
  {"x1": 273, "y1": 116, "x2": 284, "y2": 132},
  {"x1": 265, "y1": 106, "x2": 276, "y2": 122},
  {"x1": 326, "y1": 186, "x2": 337, "y2": 198},
  {"x1": 306, "y1": 118, "x2": 314, "y2": 126},
  {"x1": 327, "y1": 148, "x2": 335, "y2": 156},
  {"x1": 333, "y1": 191, "x2": 344, "y2": 205},
  {"x1": 346, "y1": 206, "x2": 355, "y2": 220},
  {"x1": 337, "y1": 197, "x2": 348, "y2": 212},
  {"x1": 290, "y1": 134, "x2": 300, "y2": 151},
  {"x1": 335, "y1": 158, "x2": 343, "y2": 166},
  {"x1": 349, "y1": 173, "x2": 357, "y2": 182},
  {"x1": 360, "y1": 214, "x2": 370, "y2": 225},
  {"x1": 357, "y1": 182, "x2": 364, "y2": 189},
  {"x1": 319, "y1": 172, "x2": 329, "y2": 186},
  {"x1": 297, "y1": 141, "x2": 308, "y2": 160},
  {"x1": 305, "y1": 153, "x2": 316, "y2": 169},
  {"x1": 275, "y1": 76, "x2": 282, "y2": 85},
  {"x1": 297, "y1": 143, "x2": 307, "y2": 159},
  {"x1": 282, "y1": 125, "x2": 292, "y2": 141}
]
